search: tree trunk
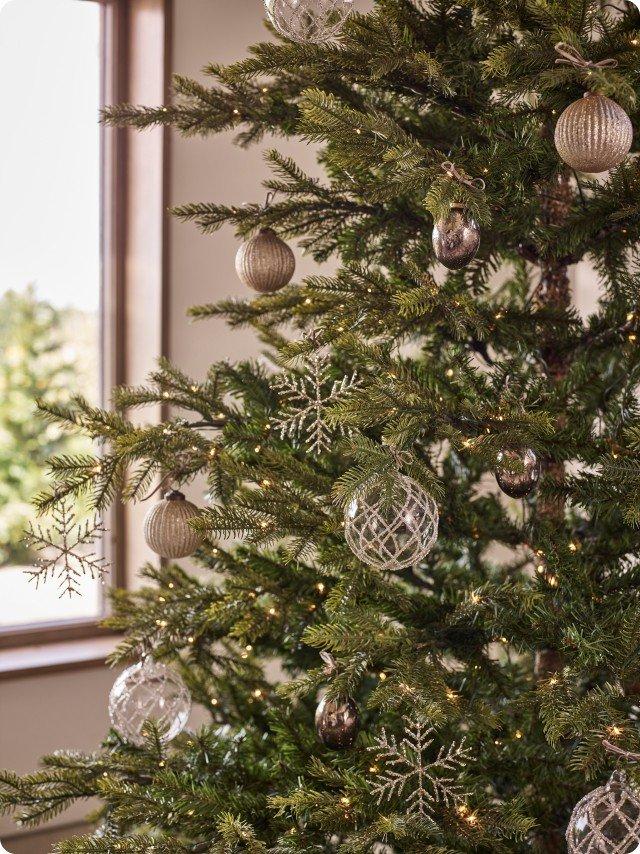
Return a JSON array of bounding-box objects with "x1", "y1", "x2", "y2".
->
[{"x1": 531, "y1": 172, "x2": 574, "y2": 854}]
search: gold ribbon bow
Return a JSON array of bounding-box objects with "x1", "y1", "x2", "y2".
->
[
  {"x1": 441, "y1": 161, "x2": 486, "y2": 191},
  {"x1": 554, "y1": 41, "x2": 618, "y2": 71}
]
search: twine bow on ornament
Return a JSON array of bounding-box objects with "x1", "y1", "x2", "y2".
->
[
  {"x1": 554, "y1": 41, "x2": 618, "y2": 72},
  {"x1": 320, "y1": 650, "x2": 338, "y2": 676},
  {"x1": 603, "y1": 739, "x2": 640, "y2": 763},
  {"x1": 440, "y1": 161, "x2": 486, "y2": 191}
]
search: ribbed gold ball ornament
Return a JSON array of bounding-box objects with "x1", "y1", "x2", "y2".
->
[
  {"x1": 235, "y1": 228, "x2": 296, "y2": 293},
  {"x1": 143, "y1": 490, "x2": 202, "y2": 559},
  {"x1": 554, "y1": 92, "x2": 633, "y2": 173}
]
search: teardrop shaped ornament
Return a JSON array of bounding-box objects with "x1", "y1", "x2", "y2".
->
[{"x1": 432, "y1": 205, "x2": 480, "y2": 270}]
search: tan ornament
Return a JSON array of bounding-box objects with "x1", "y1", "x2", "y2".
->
[
  {"x1": 143, "y1": 490, "x2": 202, "y2": 559},
  {"x1": 235, "y1": 228, "x2": 295, "y2": 293},
  {"x1": 554, "y1": 92, "x2": 633, "y2": 173}
]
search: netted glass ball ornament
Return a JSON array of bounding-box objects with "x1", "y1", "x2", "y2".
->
[
  {"x1": 344, "y1": 475, "x2": 439, "y2": 572},
  {"x1": 264, "y1": 0, "x2": 353, "y2": 44},
  {"x1": 109, "y1": 658, "x2": 191, "y2": 746},
  {"x1": 567, "y1": 770, "x2": 640, "y2": 853}
]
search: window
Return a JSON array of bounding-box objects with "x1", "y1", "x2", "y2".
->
[
  {"x1": 0, "y1": 0, "x2": 104, "y2": 635},
  {"x1": 0, "y1": 0, "x2": 171, "y2": 650}
]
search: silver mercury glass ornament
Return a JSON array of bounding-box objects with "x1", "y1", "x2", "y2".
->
[
  {"x1": 315, "y1": 694, "x2": 360, "y2": 750},
  {"x1": 432, "y1": 204, "x2": 481, "y2": 270},
  {"x1": 567, "y1": 770, "x2": 640, "y2": 853},
  {"x1": 495, "y1": 448, "x2": 540, "y2": 499}
]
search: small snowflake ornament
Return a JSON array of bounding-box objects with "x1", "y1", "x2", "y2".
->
[
  {"x1": 24, "y1": 498, "x2": 109, "y2": 598},
  {"x1": 273, "y1": 328, "x2": 360, "y2": 455},
  {"x1": 369, "y1": 716, "x2": 472, "y2": 816}
]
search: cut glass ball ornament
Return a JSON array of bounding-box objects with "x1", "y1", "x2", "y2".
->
[
  {"x1": 264, "y1": 0, "x2": 353, "y2": 44},
  {"x1": 315, "y1": 694, "x2": 360, "y2": 750},
  {"x1": 566, "y1": 770, "x2": 640, "y2": 853},
  {"x1": 495, "y1": 448, "x2": 540, "y2": 499},
  {"x1": 109, "y1": 658, "x2": 191, "y2": 747},
  {"x1": 344, "y1": 475, "x2": 439, "y2": 572},
  {"x1": 432, "y1": 204, "x2": 481, "y2": 270}
]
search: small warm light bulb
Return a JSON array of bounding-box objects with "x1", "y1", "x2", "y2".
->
[{"x1": 316, "y1": 582, "x2": 326, "y2": 593}]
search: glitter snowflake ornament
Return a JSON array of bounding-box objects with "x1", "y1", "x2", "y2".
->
[
  {"x1": 273, "y1": 329, "x2": 360, "y2": 456},
  {"x1": 24, "y1": 498, "x2": 109, "y2": 598},
  {"x1": 345, "y1": 474, "x2": 439, "y2": 572},
  {"x1": 567, "y1": 771, "x2": 640, "y2": 853},
  {"x1": 369, "y1": 716, "x2": 471, "y2": 816},
  {"x1": 264, "y1": 0, "x2": 353, "y2": 44},
  {"x1": 109, "y1": 658, "x2": 191, "y2": 747}
]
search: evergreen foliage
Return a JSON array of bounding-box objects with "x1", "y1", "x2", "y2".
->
[{"x1": 4, "y1": 1, "x2": 640, "y2": 850}]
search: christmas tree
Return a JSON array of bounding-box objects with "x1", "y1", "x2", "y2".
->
[{"x1": 4, "y1": 1, "x2": 640, "y2": 851}]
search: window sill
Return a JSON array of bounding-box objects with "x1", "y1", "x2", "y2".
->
[{"x1": 0, "y1": 635, "x2": 120, "y2": 681}]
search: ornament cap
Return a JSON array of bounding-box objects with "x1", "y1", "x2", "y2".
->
[
  {"x1": 164, "y1": 490, "x2": 186, "y2": 501},
  {"x1": 608, "y1": 769, "x2": 629, "y2": 788}
]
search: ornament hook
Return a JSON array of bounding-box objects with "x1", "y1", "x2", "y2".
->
[{"x1": 440, "y1": 160, "x2": 485, "y2": 191}]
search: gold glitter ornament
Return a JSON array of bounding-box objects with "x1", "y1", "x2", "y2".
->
[
  {"x1": 235, "y1": 228, "x2": 296, "y2": 293},
  {"x1": 143, "y1": 490, "x2": 202, "y2": 559},
  {"x1": 554, "y1": 92, "x2": 633, "y2": 173},
  {"x1": 344, "y1": 474, "x2": 439, "y2": 572},
  {"x1": 264, "y1": 0, "x2": 353, "y2": 44},
  {"x1": 566, "y1": 770, "x2": 640, "y2": 853}
]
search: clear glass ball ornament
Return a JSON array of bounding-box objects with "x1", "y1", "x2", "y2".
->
[
  {"x1": 264, "y1": 0, "x2": 353, "y2": 44},
  {"x1": 344, "y1": 475, "x2": 439, "y2": 572},
  {"x1": 567, "y1": 771, "x2": 640, "y2": 853},
  {"x1": 109, "y1": 658, "x2": 191, "y2": 747}
]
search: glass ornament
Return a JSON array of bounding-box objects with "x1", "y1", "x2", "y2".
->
[
  {"x1": 315, "y1": 694, "x2": 360, "y2": 750},
  {"x1": 495, "y1": 448, "x2": 540, "y2": 499},
  {"x1": 344, "y1": 475, "x2": 439, "y2": 572},
  {"x1": 143, "y1": 490, "x2": 202, "y2": 560},
  {"x1": 567, "y1": 771, "x2": 640, "y2": 853},
  {"x1": 264, "y1": 0, "x2": 353, "y2": 44},
  {"x1": 555, "y1": 92, "x2": 633, "y2": 174},
  {"x1": 235, "y1": 228, "x2": 295, "y2": 293},
  {"x1": 432, "y1": 205, "x2": 481, "y2": 270},
  {"x1": 109, "y1": 658, "x2": 191, "y2": 746}
]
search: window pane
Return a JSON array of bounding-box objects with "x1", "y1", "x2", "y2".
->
[{"x1": 0, "y1": 0, "x2": 103, "y2": 629}]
